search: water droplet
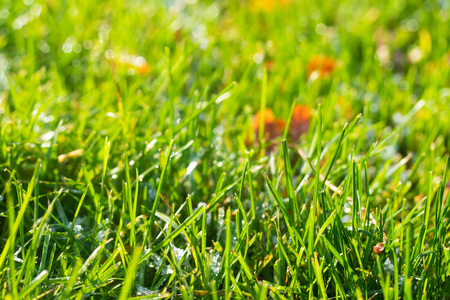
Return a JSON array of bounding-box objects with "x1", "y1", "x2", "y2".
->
[
  {"x1": 30, "y1": 3, "x2": 42, "y2": 16},
  {"x1": 253, "y1": 53, "x2": 264, "y2": 64},
  {"x1": 406, "y1": 19, "x2": 419, "y2": 32},
  {"x1": 315, "y1": 23, "x2": 327, "y2": 35},
  {"x1": 73, "y1": 43, "x2": 82, "y2": 53},
  {"x1": 105, "y1": 49, "x2": 114, "y2": 59},
  {"x1": 83, "y1": 40, "x2": 93, "y2": 50},
  {"x1": 0, "y1": 9, "x2": 10, "y2": 19},
  {"x1": 62, "y1": 43, "x2": 72, "y2": 53},
  {"x1": 38, "y1": 40, "x2": 50, "y2": 53}
]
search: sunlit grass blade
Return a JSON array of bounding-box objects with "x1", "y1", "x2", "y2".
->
[
  {"x1": 118, "y1": 247, "x2": 143, "y2": 300},
  {"x1": 149, "y1": 140, "x2": 174, "y2": 229}
]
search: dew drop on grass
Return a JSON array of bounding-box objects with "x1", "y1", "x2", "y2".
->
[
  {"x1": 192, "y1": 24, "x2": 207, "y2": 38},
  {"x1": 383, "y1": 258, "x2": 394, "y2": 274},
  {"x1": 406, "y1": 19, "x2": 419, "y2": 32},
  {"x1": 136, "y1": 285, "x2": 152, "y2": 296},
  {"x1": 206, "y1": 3, "x2": 219, "y2": 20},
  {"x1": 0, "y1": 8, "x2": 9, "y2": 19},
  {"x1": 150, "y1": 254, "x2": 174, "y2": 275},
  {"x1": 83, "y1": 40, "x2": 93, "y2": 50},
  {"x1": 392, "y1": 112, "x2": 405, "y2": 125},
  {"x1": 73, "y1": 43, "x2": 82, "y2": 53},
  {"x1": 30, "y1": 3, "x2": 42, "y2": 16},
  {"x1": 315, "y1": 23, "x2": 327, "y2": 35},
  {"x1": 210, "y1": 251, "x2": 221, "y2": 276},
  {"x1": 105, "y1": 112, "x2": 118, "y2": 118},
  {"x1": 13, "y1": 15, "x2": 28, "y2": 30},
  {"x1": 253, "y1": 53, "x2": 264, "y2": 64},
  {"x1": 172, "y1": 246, "x2": 188, "y2": 261},
  {"x1": 105, "y1": 49, "x2": 114, "y2": 59},
  {"x1": 62, "y1": 43, "x2": 72, "y2": 53},
  {"x1": 38, "y1": 40, "x2": 50, "y2": 53}
]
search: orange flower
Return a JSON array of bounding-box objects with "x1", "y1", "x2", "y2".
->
[
  {"x1": 306, "y1": 55, "x2": 336, "y2": 79},
  {"x1": 252, "y1": 108, "x2": 275, "y2": 128},
  {"x1": 289, "y1": 105, "x2": 311, "y2": 141},
  {"x1": 253, "y1": 108, "x2": 285, "y2": 143},
  {"x1": 264, "y1": 59, "x2": 275, "y2": 72},
  {"x1": 250, "y1": 105, "x2": 311, "y2": 147}
]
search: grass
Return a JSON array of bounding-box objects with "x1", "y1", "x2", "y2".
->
[{"x1": 1, "y1": 0, "x2": 450, "y2": 298}]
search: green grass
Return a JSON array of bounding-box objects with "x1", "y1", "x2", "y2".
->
[{"x1": 1, "y1": 0, "x2": 450, "y2": 298}]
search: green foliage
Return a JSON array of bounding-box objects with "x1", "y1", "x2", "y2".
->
[{"x1": 0, "y1": 0, "x2": 449, "y2": 298}]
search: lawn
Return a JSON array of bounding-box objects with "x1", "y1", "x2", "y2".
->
[{"x1": 1, "y1": 0, "x2": 450, "y2": 299}]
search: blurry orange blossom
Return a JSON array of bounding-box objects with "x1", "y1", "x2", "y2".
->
[
  {"x1": 249, "y1": 105, "x2": 311, "y2": 147},
  {"x1": 289, "y1": 105, "x2": 311, "y2": 141},
  {"x1": 252, "y1": 108, "x2": 285, "y2": 143},
  {"x1": 306, "y1": 55, "x2": 337, "y2": 79}
]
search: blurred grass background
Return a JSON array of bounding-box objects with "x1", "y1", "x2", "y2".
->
[{"x1": 1, "y1": 0, "x2": 449, "y2": 203}]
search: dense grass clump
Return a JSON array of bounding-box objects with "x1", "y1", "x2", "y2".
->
[{"x1": 1, "y1": 0, "x2": 450, "y2": 299}]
